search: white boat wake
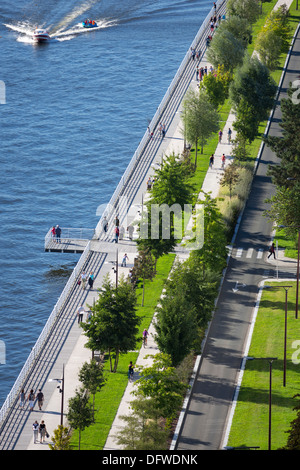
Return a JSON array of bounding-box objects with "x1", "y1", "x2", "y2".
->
[{"x1": 4, "y1": 17, "x2": 116, "y2": 44}]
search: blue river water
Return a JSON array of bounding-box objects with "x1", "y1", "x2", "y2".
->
[{"x1": 0, "y1": 0, "x2": 211, "y2": 407}]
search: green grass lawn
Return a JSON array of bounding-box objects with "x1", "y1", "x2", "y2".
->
[
  {"x1": 70, "y1": 253, "x2": 175, "y2": 450},
  {"x1": 227, "y1": 282, "x2": 300, "y2": 450}
]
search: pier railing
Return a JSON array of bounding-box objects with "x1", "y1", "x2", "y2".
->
[
  {"x1": 0, "y1": 240, "x2": 91, "y2": 425},
  {"x1": 44, "y1": 227, "x2": 96, "y2": 248}
]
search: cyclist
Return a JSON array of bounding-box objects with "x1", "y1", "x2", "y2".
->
[{"x1": 142, "y1": 329, "x2": 149, "y2": 347}]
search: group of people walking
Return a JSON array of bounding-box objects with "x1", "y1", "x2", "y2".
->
[
  {"x1": 19, "y1": 389, "x2": 48, "y2": 443},
  {"x1": 78, "y1": 271, "x2": 94, "y2": 290}
]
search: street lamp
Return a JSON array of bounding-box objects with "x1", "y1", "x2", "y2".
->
[
  {"x1": 246, "y1": 357, "x2": 277, "y2": 451},
  {"x1": 49, "y1": 364, "x2": 65, "y2": 426}
]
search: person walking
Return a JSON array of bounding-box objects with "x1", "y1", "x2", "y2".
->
[
  {"x1": 102, "y1": 216, "x2": 108, "y2": 233},
  {"x1": 221, "y1": 153, "x2": 226, "y2": 169},
  {"x1": 32, "y1": 421, "x2": 39, "y2": 444},
  {"x1": 77, "y1": 305, "x2": 85, "y2": 324},
  {"x1": 227, "y1": 127, "x2": 232, "y2": 143},
  {"x1": 209, "y1": 154, "x2": 214, "y2": 168},
  {"x1": 19, "y1": 389, "x2": 26, "y2": 409},
  {"x1": 142, "y1": 329, "x2": 149, "y2": 347},
  {"x1": 218, "y1": 129, "x2": 222, "y2": 143},
  {"x1": 81, "y1": 272, "x2": 87, "y2": 289},
  {"x1": 39, "y1": 420, "x2": 48, "y2": 444},
  {"x1": 88, "y1": 272, "x2": 94, "y2": 289},
  {"x1": 36, "y1": 389, "x2": 44, "y2": 411},
  {"x1": 114, "y1": 226, "x2": 119, "y2": 243},
  {"x1": 128, "y1": 361, "x2": 134, "y2": 381},
  {"x1": 268, "y1": 242, "x2": 276, "y2": 259},
  {"x1": 28, "y1": 389, "x2": 35, "y2": 411},
  {"x1": 121, "y1": 253, "x2": 129, "y2": 267}
]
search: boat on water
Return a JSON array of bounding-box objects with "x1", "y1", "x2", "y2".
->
[
  {"x1": 82, "y1": 19, "x2": 97, "y2": 28},
  {"x1": 33, "y1": 29, "x2": 50, "y2": 43}
]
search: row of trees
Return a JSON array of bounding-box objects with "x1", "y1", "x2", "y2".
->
[{"x1": 264, "y1": 82, "x2": 300, "y2": 239}]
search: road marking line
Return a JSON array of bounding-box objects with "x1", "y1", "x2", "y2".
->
[
  {"x1": 236, "y1": 248, "x2": 243, "y2": 257},
  {"x1": 246, "y1": 248, "x2": 253, "y2": 258},
  {"x1": 257, "y1": 249, "x2": 263, "y2": 259}
]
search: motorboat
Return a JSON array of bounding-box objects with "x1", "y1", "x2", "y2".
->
[
  {"x1": 33, "y1": 28, "x2": 50, "y2": 42},
  {"x1": 82, "y1": 19, "x2": 97, "y2": 28}
]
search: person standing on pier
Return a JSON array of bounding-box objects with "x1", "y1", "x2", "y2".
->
[
  {"x1": 114, "y1": 226, "x2": 119, "y2": 243},
  {"x1": 102, "y1": 216, "x2": 108, "y2": 233},
  {"x1": 55, "y1": 225, "x2": 61, "y2": 243},
  {"x1": 37, "y1": 389, "x2": 44, "y2": 411}
]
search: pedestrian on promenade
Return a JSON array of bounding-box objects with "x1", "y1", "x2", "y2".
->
[
  {"x1": 161, "y1": 123, "x2": 166, "y2": 138},
  {"x1": 128, "y1": 361, "x2": 134, "y2": 381},
  {"x1": 28, "y1": 389, "x2": 35, "y2": 411},
  {"x1": 114, "y1": 216, "x2": 119, "y2": 227},
  {"x1": 127, "y1": 224, "x2": 134, "y2": 240},
  {"x1": 102, "y1": 216, "x2": 108, "y2": 233},
  {"x1": 121, "y1": 253, "x2": 129, "y2": 267},
  {"x1": 36, "y1": 389, "x2": 44, "y2": 411},
  {"x1": 268, "y1": 242, "x2": 276, "y2": 259},
  {"x1": 19, "y1": 389, "x2": 25, "y2": 409},
  {"x1": 221, "y1": 153, "x2": 226, "y2": 169},
  {"x1": 81, "y1": 271, "x2": 87, "y2": 289},
  {"x1": 227, "y1": 127, "x2": 232, "y2": 143},
  {"x1": 147, "y1": 177, "x2": 152, "y2": 190},
  {"x1": 33, "y1": 421, "x2": 39, "y2": 443},
  {"x1": 39, "y1": 420, "x2": 48, "y2": 443},
  {"x1": 209, "y1": 154, "x2": 214, "y2": 168},
  {"x1": 55, "y1": 225, "x2": 61, "y2": 243},
  {"x1": 196, "y1": 67, "x2": 199, "y2": 81},
  {"x1": 77, "y1": 305, "x2": 85, "y2": 323},
  {"x1": 218, "y1": 129, "x2": 223, "y2": 143},
  {"x1": 88, "y1": 272, "x2": 94, "y2": 289},
  {"x1": 113, "y1": 226, "x2": 119, "y2": 243}
]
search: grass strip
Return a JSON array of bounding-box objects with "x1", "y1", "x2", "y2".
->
[{"x1": 227, "y1": 282, "x2": 300, "y2": 450}]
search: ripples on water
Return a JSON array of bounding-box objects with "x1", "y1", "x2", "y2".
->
[{"x1": 0, "y1": 0, "x2": 210, "y2": 405}]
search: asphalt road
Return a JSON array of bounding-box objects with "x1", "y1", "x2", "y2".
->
[{"x1": 176, "y1": 28, "x2": 300, "y2": 451}]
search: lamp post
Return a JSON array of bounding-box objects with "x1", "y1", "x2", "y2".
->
[
  {"x1": 246, "y1": 357, "x2": 277, "y2": 450},
  {"x1": 49, "y1": 364, "x2": 65, "y2": 426}
]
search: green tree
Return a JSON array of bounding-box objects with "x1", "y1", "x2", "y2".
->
[
  {"x1": 78, "y1": 360, "x2": 106, "y2": 419},
  {"x1": 227, "y1": 0, "x2": 261, "y2": 24},
  {"x1": 256, "y1": 4, "x2": 291, "y2": 69},
  {"x1": 137, "y1": 153, "x2": 194, "y2": 261},
  {"x1": 220, "y1": 164, "x2": 239, "y2": 199},
  {"x1": 48, "y1": 425, "x2": 71, "y2": 450},
  {"x1": 116, "y1": 396, "x2": 169, "y2": 450},
  {"x1": 265, "y1": 184, "x2": 300, "y2": 234},
  {"x1": 206, "y1": 29, "x2": 245, "y2": 72},
  {"x1": 187, "y1": 192, "x2": 228, "y2": 274},
  {"x1": 67, "y1": 388, "x2": 94, "y2": 450},
  {"x1": 200, "y1": 65, "x2": 233, "y2": 109},
  {"x1": 155, "y1": 283, "x2": 198, "y2": 366},
  {"x1": 81, "y1": 275, "x2": 140, "y2": 372},
  {"x1": 229, "y1": 54, "x2": 276, "y2": 142},
  {"x1": 217, "y1": 15, "x2": 252, "y2": 46},
  {"x1": 133, "y1": 353, "x2": 188, "y2": 424},
  {"x1": 282, "y1": 394, "x2": 300, "y2": 450},
  {"x1": 182, "y1": 89, "x2": 219, "y2": 168},
  {"x1": 264, "y1": 84, "x2": 300, "y2": 187}
]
